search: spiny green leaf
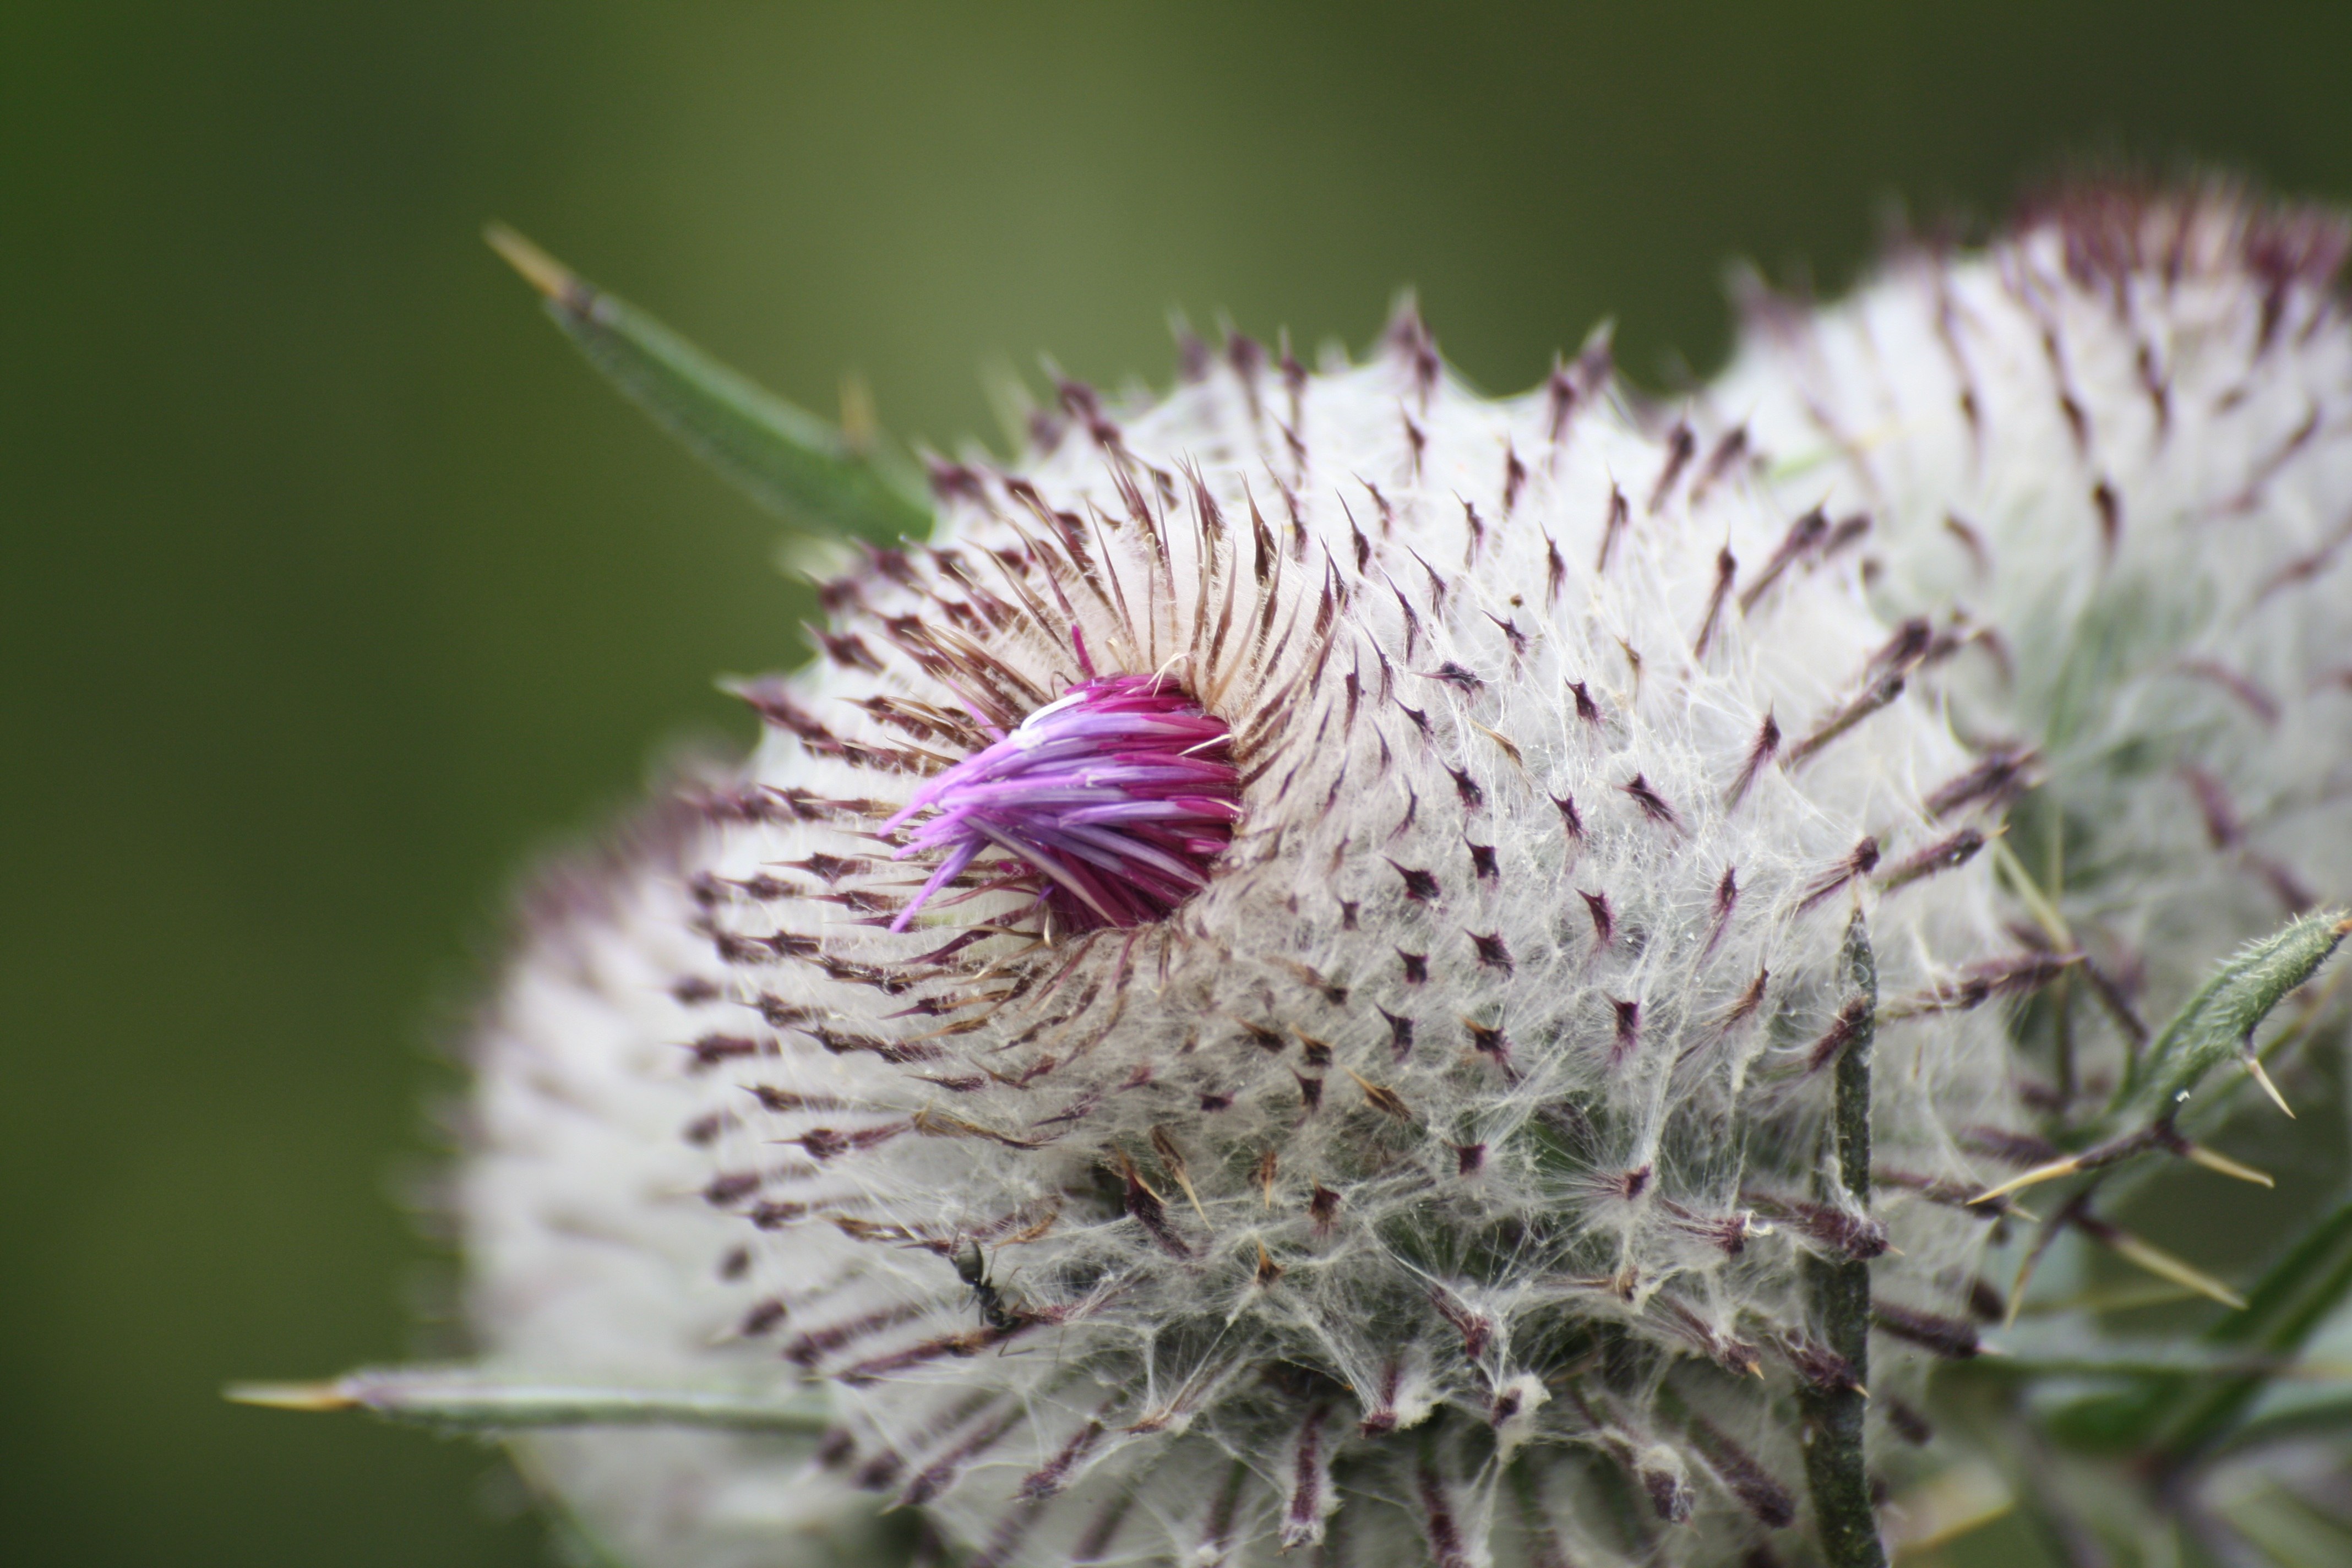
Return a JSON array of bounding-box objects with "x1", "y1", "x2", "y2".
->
[
  {"x1": 487, "y1": 224, "x2": 933, "y2": 543},
  {"x1": 1970, "y1": 913, "x2": 2345, "y2": 1308},
  {"x1": 2116, "y1": 909, "x2": 2349, "y2": 1124},
  {"x1": 227, "y1": 1367, "x2": 832, "y2": 1435}
]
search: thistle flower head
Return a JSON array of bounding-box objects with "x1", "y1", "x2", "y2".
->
[
  {"x1": 309, "y1": 180, "x2": 2352, "y2": 1568},
  {"x1": 1676, "y1": 189, "x2": 2352, "y2": 1564},
  {"x1": 1707, "y1": 179, "x2": 2352, "y2": 1026},
  {"x1": 458, "y1": 298, "x2": 2035, "y2": 1568},
  {"x1": 884, "y1": 669, "x2": 1241, "y2": 933}
]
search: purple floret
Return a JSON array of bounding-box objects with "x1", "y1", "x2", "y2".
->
[{"x1": 885, "y1": 674, "x2": 1242, "y2": 932}]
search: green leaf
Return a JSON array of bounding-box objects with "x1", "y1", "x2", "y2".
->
[
  {"x1": 2044, "y1": 1192, "x2": 2352, "y2": 1457},
  {"x1": 1964, "y1": 1344, "x2": 2332, "y2": 1380},
  {"x1": 487, "y1": 224, "x2": 933, "y2": 543},
  {"x1": 2212, "y1": 1478, "x2": 2352, "y2": 1568},
  {"x1": 2115, "y1": 910, "x2": 2349, "y2": 1124},
  {"x1": 227, "y1": 1367, "x2": 833, "y2": 1435},
  {"x1": 2149, "y1": 1190, "x2": 2352, "y2": 1459},
  {"x1": 2215, "y1": 1386, "x2": 2352, "y2": 1456}
]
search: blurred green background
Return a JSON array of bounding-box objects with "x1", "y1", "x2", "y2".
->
[{"x1": 7, "y1": 3, "x2": 2352, "y2": 1562}]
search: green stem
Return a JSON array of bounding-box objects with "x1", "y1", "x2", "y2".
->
[{"x1": 1800, "y1": 913, "x2": 1886, "y2": 1568}]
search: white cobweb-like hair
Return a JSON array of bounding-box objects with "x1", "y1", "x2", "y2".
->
[
  {"x1": 460, "y1": 805, "x2": 900, "y2": 1568},
  {"x1": 1702, "y1": 181, "x2": 2352, "y2": 1039},
  {"x1": 461, "y1": 313, "x2": 2035, "y2": 1568}
]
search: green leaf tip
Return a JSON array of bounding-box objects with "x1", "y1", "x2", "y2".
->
[
  {"x1": 224, "y1": 1380, "x2": 362, "y2": 1412},
  {"x1": 483, "y1": 222, "x2": 591, "y2": 313},
  {"x1": 2120, "y1": 908, "x2": 2350, "y2": 1123},
  {"x1": 227, "y1": 1366, "x2": 833, "y2": 1435},
  {"x1": 484, "y1": 222, "x2": 934, "y2": 544}
]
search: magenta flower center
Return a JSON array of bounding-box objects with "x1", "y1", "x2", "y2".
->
[{"x1": 885, "y1": 674, "x2": 1243, "y2": 933}]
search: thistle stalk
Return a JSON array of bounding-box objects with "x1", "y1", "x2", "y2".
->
[{"x1": 1801, "y1": 912, "x2": 1883, "y2": 1568}]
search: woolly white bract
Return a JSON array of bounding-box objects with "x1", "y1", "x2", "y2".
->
[
  {"x1": 1707, "y1": 184, "x2": 2352, "y2": 1040},
  {"x1": 461, "y1": 302, "x2": 2035, "y2": 1568}
]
